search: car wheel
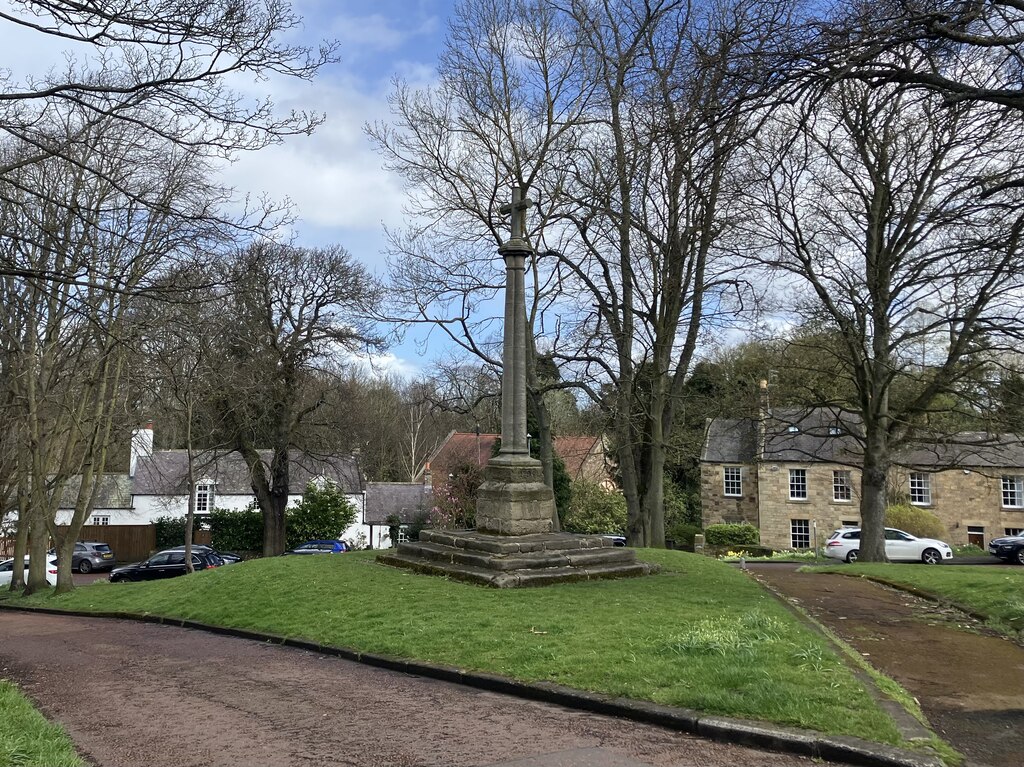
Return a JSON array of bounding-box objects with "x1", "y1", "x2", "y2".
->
[
  {"x1": 1015, "y1": 548, "x2": 1024, "y2": 566},
  {"x1": 921, "y1": 548, "x2": 942, "y2": 565},
  {"x1": 77, "y1": 559, "x2": 92, "y2": 574},
  {"x1": 845, "y1": 550, "x2": 859, "y2": 563}
]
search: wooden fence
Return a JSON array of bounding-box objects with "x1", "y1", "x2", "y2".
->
[{"x1": 0, "y1": 526, "x2": 212, "y2": 563}]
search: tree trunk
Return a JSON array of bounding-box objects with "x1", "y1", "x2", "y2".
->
[{"x1": 859, "y1": 429, "x2": 890, "y2": 562}]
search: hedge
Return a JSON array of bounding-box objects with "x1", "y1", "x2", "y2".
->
[{"x1": 703, "y1": 523, "x2": 760, "y2": 546}]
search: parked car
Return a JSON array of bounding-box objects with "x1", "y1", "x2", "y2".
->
[
  {"x1": 70, "y1": 540, "x2": 116, "y2": 573},
  {"x1": 109, "y1": 549, "x2": 220, "y2": 582},
  {"x1": 0, "y1": 556, "x2": 58, "y2": 587},
  {"x1": 282, "y1": 539, "x2": 348, "y2": 555},
  {"x1": 988, "y1": 532, "x2": 1024, "y2": 565},
  {"x1": 166, "y1": 545, "x2": 241, "y2": 565},
  {"x1": 824, "y1": 527, "x2": 952, "y2": 564},
  {"x1": 601, "y1": 535, "x2": 627, "y2": 547}
]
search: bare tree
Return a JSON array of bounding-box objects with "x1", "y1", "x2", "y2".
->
[
  {"x1": 206, "y1": 243, "x2": 383, "y2": 556},
  {"x1": 0, "y1": 110, "x2": 235, "y2": 593},
  {"x1": 744, "y1": 74, "x2": 1024, "y2": 561},
  {"x1": 807, "y1": 1, "x2": 1024, "y2": 112},
  {"x1": 371, "y1": 0, "x2": 787, "y2": 546},
  {"x1": 0, "y1": 1, "x2": 333, "y2": 289}
]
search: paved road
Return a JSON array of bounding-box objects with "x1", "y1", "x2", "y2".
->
[{"x1": 0, "y1": 611, "x2": 847, "y2": 767}]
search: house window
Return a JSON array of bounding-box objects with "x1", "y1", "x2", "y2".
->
[
  {"x1": 1001, "y1": 476, "x2": 1023, "y2": 508},
  {"x1": 90, "y1": 515, "x2": 110, "y2": 526},
  {"x1": 723, "y1": 467, "x2": 742, "y2": 497},
  {"x1": 195, "y1": 483, "x2": 215, "y2": 514},
  {"x1": 1005, "y1": 528, "x2": 1024, "y2": 537},
  {"x1": 789, "y1": 469, "x2": 807, "y2": 500},
  {"x1": 791, "y1": 519, "x2": 811, "y2": 549},
  {"x1": 398, "y1": 528, "x2": 410, "y2": 544},
  {"x1": 832, "y1": 470, "x2": 852, "y2": 502},
  {"x1": 909, "y1": 473, "x2": 931, "y2": 505}
]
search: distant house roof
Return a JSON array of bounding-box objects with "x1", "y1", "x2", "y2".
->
[
  {"x1": 421, "y1": 431, "x2": 610, "y2": 483},
  {"x1": 59, "y1": 473, "x2": 133, "y2": 510},
  {"x1": 553, "y1": 435, "x2": 607, "y2": 482},
  {"x1": 132, "y1": 450, "x2": 363, "y2": 496},
  {"x1": 420, "y1": 431, "x2": 498, "y2": 481},
  {"x1": 703, "y1": 408, "x2": 1024, "y2": 469},
  {"x1": 364, "y1": 482, "x2": 433, "y2": 524}
]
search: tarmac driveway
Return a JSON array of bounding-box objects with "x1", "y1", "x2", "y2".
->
[
  {"x1": 0, "y1": 611, "x2": 847, "y2": 767},
  {"x1": 748, "y1": 564, "x2": 1023, "y2": 767}
]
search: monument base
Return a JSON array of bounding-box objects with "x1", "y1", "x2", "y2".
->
[
  {"x1": 377, "y1": 530, "x2": 659, "y2": 588},
  {"x1": 475, "y1": 455, "x2": 554, "y2": 535}
]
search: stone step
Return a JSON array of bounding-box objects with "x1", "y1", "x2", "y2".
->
[
  {"x1": 420, "y1": 530, "x2": 615, "y2": 555},
  {"x1": 395, "y1": 541, "x2": 638, "y2": 572},
  {"x1": 377, "y1": 551, "x2": 656, "y2": 588}
]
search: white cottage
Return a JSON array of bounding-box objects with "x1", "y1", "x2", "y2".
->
[{"x1": 57, "y1": 425, "x2": 369, "y2": 545}]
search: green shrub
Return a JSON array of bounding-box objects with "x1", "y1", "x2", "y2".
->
[
  {"x1": 563, "y1": 481, "x2": 627, "y2": 535},
  {"x1": 210, "y1": 504, "x2": 264, "y2": 553},
  {"x1": 665, "y1": 479, "x2": 702, "y2": 527},
  {"x1": 704, "y1": 523, "x2": 759, "y2": 546},
  {"x1": 666, "y1": 522, "x2": 702, "y2": 549},
  {"x1": 405, "y1": 511, "x2": 430, "y2": 543},
  {"x1": 885, "y1": 503, "x2": 948, "y2": 540},
  {"x1": 154, "y1": 515, "x2": 188, "y2": 549},
  {"x1": 286, "y1": 482, "x2": 358, "y2": 549}
]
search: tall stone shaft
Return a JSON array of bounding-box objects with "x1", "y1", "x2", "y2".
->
[{"x1": 475, "y1": 185, "x2": 555, "y2": 535}]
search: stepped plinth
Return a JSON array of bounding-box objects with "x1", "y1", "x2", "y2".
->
[{"x1": 377, "y1": 529, "x2": 657, "y2": 588}]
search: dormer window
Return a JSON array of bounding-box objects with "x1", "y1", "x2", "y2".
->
[
  {"x1": 828, "y1": 426, "x2": 843, "y2": 436},
  {"x1": 195, "y1": 482, "x2": 215, "y2": 513},
  {"x1": 787, "y1": 425, "x2": 799, "y2": 433}
]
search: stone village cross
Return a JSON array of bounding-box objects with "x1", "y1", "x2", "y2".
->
[{"x1": 376, "y1": 186, "x2": 654, "y2": 586}]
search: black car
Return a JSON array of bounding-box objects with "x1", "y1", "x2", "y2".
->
[
  {"x1": 109, "y1": 550, "x2": 220, "y2": 582},
  {"x1": 988, "y1": 533, "x2": 1024, "y2": 565},
  {"x1": 165, "y1": 544, "x2": 241, "y2": 565}
]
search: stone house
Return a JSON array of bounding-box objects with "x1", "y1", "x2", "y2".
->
[{"x1": 701, "y1": 408, "x2": 1024, "y2": 550}]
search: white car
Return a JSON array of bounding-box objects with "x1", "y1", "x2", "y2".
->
[
  {"x1": 0, "y1": 555, "x2": 59, "y2": 587},
  {"x1": 824, "y1": 527, "x2": 952, "y2": 564}
]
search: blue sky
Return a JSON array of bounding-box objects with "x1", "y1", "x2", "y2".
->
[
  {"x1": 1, "y1": 0, "x2": 462, "y2": 379},
  {"x1": 221, "y1": 0, "x2": 461, "y2": 378}
]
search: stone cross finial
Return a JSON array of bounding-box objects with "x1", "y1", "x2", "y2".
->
[{"x1": 499, "y1": 186, "x2": 533, "y2": 240}]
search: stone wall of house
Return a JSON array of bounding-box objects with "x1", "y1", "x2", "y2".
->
[
  {"x1": 702, "y1": 460, "x2": 1024, "y2": 549},
  {"x1": 889, "y1": 467, "x2": 1024, "y2": 545},
  {"x1": 753, "y1": 463, "x2": 863, "y2": 549},
  {"x1": 700, "y1": 463, "x2": 759, "y2": 528}
]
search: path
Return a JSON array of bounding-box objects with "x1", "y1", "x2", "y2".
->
[
  {"x1": 748, "y1": 564, "x2": 1024, "y2": 767},
  {"x1": 0, "y1": 611, "x2": 848, "y2": 767}
]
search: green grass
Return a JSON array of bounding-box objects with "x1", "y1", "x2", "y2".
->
[
  {"x1": 811, "y1": 563, "x2": 1024, "y2": 636},
  {"x1": 5, "y1": 550, "x2": 912, "y2": 746},
  {"x1": 0, "y1": 681, "x2": 83, "y2": 767}
]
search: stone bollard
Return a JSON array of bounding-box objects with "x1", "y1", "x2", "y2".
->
[{"x1": 694, "y1": 533, "x2": 705, "y2": 555}]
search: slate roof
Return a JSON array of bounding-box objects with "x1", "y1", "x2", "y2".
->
[
  {"x1": 58, "y1": 473, "x2": 133, "y2": 510},
  {"x1": 132, "y1": 450, "x2": 363, "y2": 496},
  {"x1": 703, "y1": 408, "x2": 1024, "y2": 469},
  {"x1": 363, "y1": 482, "x2": 433, "y2": 524}
]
